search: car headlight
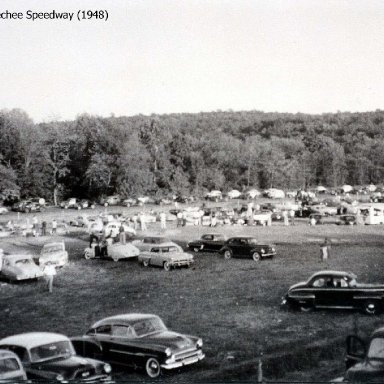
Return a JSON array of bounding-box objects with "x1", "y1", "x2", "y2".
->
[
  {"x1": 103, "y1": 363, "x2": 112, "y2": 374},
  {"x1": 260, "y1": 249, "x2": 265, "y2": 253},
  {"x1": 165, "y1": 347, "x2": 172, "y2": 356},
  {"x1": 196, "y1": 338, "x2": 203, "y2": 348},
  {"x1": 56, "y1": 374, "x2": 64, "y2": 381},
  {"x1": 271, "y1": 247, "x2": 275, "y2": 252}
]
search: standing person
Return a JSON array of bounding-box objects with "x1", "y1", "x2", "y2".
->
[
  {"x1": 119, "y1": 224, "x2": 126, "y2": 244},
  {"x1": 140, "y1": 213, "x2": 147, "y2": 231},
  {"x1": 41, "y1": 221, "x2": 47, "y2": 236},
  {"x1": 320, "y1": 238, "x2": 331, "y2": 262},
  {"x1": 289, "y1": 209, "x2": 295, "y2": 225},
  {"x1": 132, "y1": 214, "x2": 138, "y2": 230},
  {"x1": 100, "y1": 235, "x2": 109, "y2": 258},
  {"x1": 43, "y1": 262, "x2": 56, "y2": 293},
  {"x1": 52, "y1": 219, "x2": 57, "y2": 234},
  {"x1": 0, "y1": 249, "x2": 3, "y2": 272},
  {"x1": 177, "y1": 211, "x2": 183, "y2": 227},
  {"x1": 283, "y1": 210, "x2": 289, "y2": 226},
  {"x1": 32, "y1": 216, "x2": 38, "y2": 236},
  {"x1": 160, "y1": 211, "x2": 167, "y2": 230}
]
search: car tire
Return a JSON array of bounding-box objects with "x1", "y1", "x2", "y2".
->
[
  {"x1": 252, "y1": 252, "x2": 261, "y2": 261},
  {"x1": 143, "y1": 259, "x2": 150, "y2": 267},
  {"x1": 112, "y1": 257, "x2": 119, "y2": 262},
  {"x1": 300, "y1": 303, "x2": 314, "y2": 313},
  {"x1": 145, "y1": 357, "x2": 161, "y2": 378},
  {"x1": 364, "y1": 301, "x2": 378, "y2": 315},
  {"x1": 223, "y1": 249, "x2": 232, "y2": 259},
  {"x1": 163, "y1": 261, "x2": 171, "y2": 271}
]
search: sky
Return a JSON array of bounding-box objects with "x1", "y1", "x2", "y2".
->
[{"x1": 0, "y1": 0, "x2": 384, "y2": 122}]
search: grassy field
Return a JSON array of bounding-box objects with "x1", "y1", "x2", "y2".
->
[{"x1": 1, "y1": 202, "x2": 384, "y2": 382}]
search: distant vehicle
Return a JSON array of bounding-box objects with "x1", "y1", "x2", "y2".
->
[
  {"x1": 100, "y1": 195, "x2": 121, "y2": 206},
  {"x1": 220, "y1": 237, "x2": 276, "y2": 261},
  {"x1": 69, "y1": 215, "x2": 91, "y2": 227},
  {"x1": 60, "y1": 198, "x2": 81, "y2": 209},
  {"x1": 1, "y1": 255, "x2": 43, "y2": 281},
  {"x1": 122, "y1": 198, "x2": 140, "y2": 207},
  {"x1": 310, "y1": 204, "x2": 338, "y2": 216},
  {"x1": 188, "y1": 233, "x2": 227, "y2": 252},
  {"x1": 132, "y1": 237, "x2": 182, "y2": 252},
  {"x1": 103, "y1": 222, "x2": 136, "y2": 238},
  {"x1": 138, "y1": 245, "x2": 194, "y2": 271},
  {"x1": 12, "y1": 200, "x2": 42, "y2": 213},
  {"x1": 71, "y1": 313, "x2": 204, "y2": 378},
  {"x1": 334, "y1": 326, "x2": 384, "y2": 382},
  {"x1": 337, "y1": 214, "x2": 357, "y2": 225},
  {"x1": 0, "y1": 206, "x2": 8, "y2": 214},
  {"x1": 155, "y1": 197, "x2": 172, "y2": 205},
  {"x1": 0, "y1": 332, "x2": 112, "y2": 381},
  {"x1": 263, "y1": 188, "x2": 285, "y2": 199},
  {"x1": 0, "y1": 226, "x2": 13, "y2": 238},
  {"x1": 245, "y1": 189, "x2": 261, "y2": 199},
  {"x1": 227, "y1": 190, "x2": 241, "y2": 199},
  {"x1": 308, "y1": 213, "x2": 324, "y2": 225},
  {"x1": 0, "y1": 349, "x2": 27, "y2": 381},
  {"x1": 84, "y1": 243, "x2": 140, "y2": 262},
  {"x1": 38, "y1": 242, "x2": 68, "y2": 267},
  {"x1": 205, "y1": 190, "x2": 222, "y2": 202},
  {"x1": 282, "y1": 270, "x2": 384, "y2": 314}
]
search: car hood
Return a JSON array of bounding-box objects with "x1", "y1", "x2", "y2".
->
[
  {"x1": 10, "y1": 264, "x2": 42, "y2": 276},
  {"x1": 31, "y1": 355, "x2": 99, "y2": 377},
  {"x1": 40, "y1": 252, "x2": 67, "y2": 260},
  {"x1": 165, "y1": 252, "x2": 193, "y2": 261},
  {"x1": 288, "y1": 281, "x2": 307, "y2": 291},
  {"x1": 346, "y1": 359, "x2": 384, "y2": 382}
]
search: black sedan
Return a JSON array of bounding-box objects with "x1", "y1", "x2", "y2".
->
[
  {"x1": 282, "y1": 270, "x2": 384, "y2": 315},
  {"x1": 219, "y1": 236, "x2": 276, "y2": 261},
  {"x1": 187, "y1": 233, "x2": 227, "y2": 252},
  {"x1": 71, "y1": 313, "x2": 205, "y2": 378}
]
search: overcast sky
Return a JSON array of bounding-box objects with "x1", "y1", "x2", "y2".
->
[{"x1": 1, "y1": 0, "x2": 384, "y2": 122}]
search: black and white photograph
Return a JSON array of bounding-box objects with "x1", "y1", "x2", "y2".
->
[{"x1": 1, "y1": 0, "x2": 384, "y2": 382}]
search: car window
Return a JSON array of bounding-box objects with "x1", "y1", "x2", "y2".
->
[
  {"x1": 312, "y1": 278, "x2": 325, "y2": 287},
  {"x1": 143, "y1": 238, "x2": 152, "y2": 244},
  {"x1": 203, "y1": 235, "x2": 213, "y2": 241},
  {"x1": 150, "y1": 248, "x2": 160, "y2": 253},
  {"x1": 368, "y1": 338, "x2": 384, "y2": 359},
  {"x1": 95, "y1": 325, "x2": 112, "y2": 335},
  {"x1": 0, "y1": 358, "x2": 20, "y2": 373},
  {"x1": 3, "y1": 346, "x2": 29, "y2": 363},
  {"x1": 112, "y1": 325, "x2": 134, "y2": 338},
  {"x1": 333, "y1": 278, "x2": 348, "y2": 288},
  {"x1": 160, "y1": 247, "x2": 169, "y2": 253}
]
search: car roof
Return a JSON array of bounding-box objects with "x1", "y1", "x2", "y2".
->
[
  {"x1": 228, "y1": 236, "x2": 256, "y2": 240},
  {"x1": 91, "y1": 314, "x2": 160, "y2": 329},
  {"x1": 0, "y1": 333, "x2": 69, "y2": 350},
  {"x1": 3, "y1": 254, "x2": 33, "y2": 261},
  {"x1": 202, "y1": 233, "x2": 223, "y2": 237},
  {"x1": 310, "y1": 270, "x2": 356, "y2": 279},
  {"x1": 43, "y1": 242, "x2": 64, "y2": 248},
  {"x1": 372, "y1": 327, "x2": 384, "y2": 338}
]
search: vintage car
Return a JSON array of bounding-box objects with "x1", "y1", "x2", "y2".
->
[
  {"x1": 38, "y1": 242, "x2": 68, "y2": 267},
  {"x1": 132, "y1": 237, "x2": 182, "y2": 252},
  {"x1": 60, "y1": 198, "x2": 90, "y2": 210},
  {"x1": 310, "y1": 204, "x2": 338, "y2": 216},
  {"x1": 308, "y1": 213, "x2": 324, "y2": 225},
  {"x1": 0, "y1": 332, "x2": 112, "y2": 381},
  {"x1": 333, "y1": 326, "x2": 384, "y2": 382},
  {"x1": 227, "y1": 189, "x2": 241, "y2": 199},
  {"x1": 100, "y1": 195, "x2": 121, "y2": 206},
  {"x1": 69, "y1": 215, "x2": 91, "y2": 227},
  {"x1": 71, "y1": 313, "x2": 204, "y2": 378},
  {"x1": 282, "y1": 270, "x2": 384, "y2": 314},
  {"x1": 204, "y1": 190, "x2": 222, "y2": 202},
  {"x1": 187, "y1": 233, "x2": 227, "y2": 252},
  {"x1": 1, "y1": 255, "x2": 43, "y2": 281},
  {"x1": 219, "y1": 237, "x2": 276, "y2": 261},
  {"x1": 337, "y1": 214, "x2": 357, "y2": 225},
  {"x1": 84, "y1": 242, "x2": 140, "y2": 262},
  {"x1": 0, "y1": 349, "x2": 27, "y2": 381},
  {"x1": 101, "y1": 222, "x2": 136, "y2": 238},
  {"x1": 0, "y1": 226, "x2": 13, "y2": 238},
  {"x1": 12, "y1": 200, "x2": 42, "y2": 213},
  {"x1": 138, "y1": 245, "x2": 194, "y2": 271},
  {"x1": 0, "y1": 206, "x2": 8, "y2": 214}
]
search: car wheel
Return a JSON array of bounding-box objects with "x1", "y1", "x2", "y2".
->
[
  {"x1": 252, "y1": 252, "x2": 261, "y2": 261},
  {"x1": 364, "y1": 301, "x2": 378, "y2": 315},
  {"x1": 163, "y1": 261, "x2": 171, "y2": 271},
  {"x1": 90, "y1": 204, "x2": 95, "y2": 209},
  {"x1": 84, "y1": 250, "x2": 92, "y2": 260},
  {"x1": 300, "y1": 303, "x2": 314, "y2": 313},
  {"x1": 145, "y1": 357, "x2": 161, "y2": 378},
  {"x1": 224, "y1": 249, "x2": 232, "y2": 259},
  {"x1": 112, "y1": 257, "x2": 119, "y2": 262},
  {"x1": 143, "y1": 259, "x2": 150, "y2": 267}
]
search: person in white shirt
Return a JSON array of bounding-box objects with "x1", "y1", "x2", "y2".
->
[{"x1": 43, "y1": 262, "x2": 57, "y2": 293}]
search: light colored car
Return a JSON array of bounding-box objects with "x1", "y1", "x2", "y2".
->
[
  {"x1": 245, "y1": 189, "x2": 261, "y2": 199},
  {"x1": 227, "y1": 189, "x2": 241, "y2": 199},
  {"x1": 0, "y1": 206, "x2": 8, "y2": 215},
  {"x1": 0, "y1": 349, "x2": 27, "y2": 381},
  {"x1": 38, "y1": 242, "x2": 68, "y2": 267},
  {"x1": 0, "y1": 226, "x2": 13, "y2": 238},
  {"x1": 103, "y1": 222, "x2": 136, "y2": 237},
  {"x1": 139, "y1": 245, "x2": 194, "y2": 271},
  {"x1": 1, "y1": 255, "x2": 43, "y2": 281},
  {"x1": 311, "y1": 204, "x2": 338, "y2": 216},
  {"x1": 132, "y1": 237, "x2": 182, "y2": 252},
  {"x1": 101, "y1": 195, "x2": 121, "y2": 206},
  {"x1": 0, "y1": 333, "x2": 111, "y2": 381},
  {"x1": 69, "y1": 215, "x2": 90, "y2": 227},
  {"x1": 84, "y1": 242, "x2": 140, "y2": 262}
]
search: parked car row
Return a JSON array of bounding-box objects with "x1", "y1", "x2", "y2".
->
[{"x1": 0, "y1": 313, "x2": 205, "y2": 380}]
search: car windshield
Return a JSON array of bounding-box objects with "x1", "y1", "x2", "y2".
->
[
  {"x1": 368, "y1": 338, "x2": 384, "y2": 359},
  {"x1": 0, "y1": 358, "x2": 20, "y2": 373},
  {"x1": 248, "y1": 239, "x2": 258, "y2": 245},
  {"x1": 30, "y1": 341, "x2": 75, "y2": 363},
  {"x1": 15, "y1": 259, "x2": 33, "y2": 266},
  {"x1": 132, "y1": 317, "x2": 167, "y2": 337}
]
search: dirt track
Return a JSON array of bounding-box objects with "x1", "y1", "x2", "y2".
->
[{"x1": 1, "y1": 204, "x2": 384, "y2": 382}]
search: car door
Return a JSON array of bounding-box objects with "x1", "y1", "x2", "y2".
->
[
  {"x1": 228, "y1": 238, "x2": 244, "y2": 257},
  {"x1": 92, "y1": 325, "x2": 115, "y2": 362},
  {"x1": 313, "y1": 276, "x2": 350, "y2": 308},
  {"x1": 149, "y1": 247, "x2": 161, "y2": 266},
  {"x1": 107, "y1": 325, "x2": 139, "y2": 367},
  {"x1": 201, "y1": 235, "x2": 214, "y2": 251}
]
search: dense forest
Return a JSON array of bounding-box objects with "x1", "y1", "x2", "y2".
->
[{"x1": 0, "y1": 108, "x2": 384, "y2": 204}]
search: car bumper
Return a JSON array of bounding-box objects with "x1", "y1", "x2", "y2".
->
[
  {"x1": 162, "y1": 351, "x2": 205, "y2": 370},
  {"x1": 170, "y1": 260, "x2": 194, "y2": 267},
  {"x1": 262, "y1": 252, "x2": 276, "y2": 257}
]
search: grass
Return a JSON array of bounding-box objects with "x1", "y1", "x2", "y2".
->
[{"x1": 1, "y1": 202, "x2": 384, "y2": 382}]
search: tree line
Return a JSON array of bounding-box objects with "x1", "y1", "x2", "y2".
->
[{"x1": 1, "y1": 108, "x2": 384, "y2": 204}]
